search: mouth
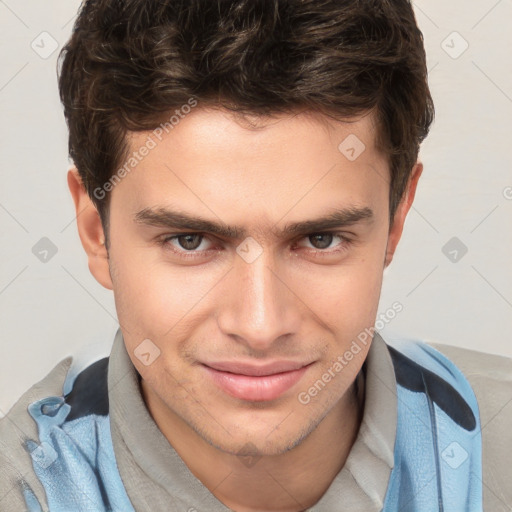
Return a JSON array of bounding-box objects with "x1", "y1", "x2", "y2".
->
[{"x1": 201, "y1": 361, "x2": 315, "y2": 402}]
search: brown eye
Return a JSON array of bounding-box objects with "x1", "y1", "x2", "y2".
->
[
  {"x1": 176, "y1": 234, "x2": 203, "y2": 250},
  {"x1": 308, "y1": 233, "x2": 334, "y2": 249}
]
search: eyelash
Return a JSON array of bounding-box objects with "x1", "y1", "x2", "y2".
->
[{"x1": 156, "y1": 232, "x2": 354, "y2": 259}]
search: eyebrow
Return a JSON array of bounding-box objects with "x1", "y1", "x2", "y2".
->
[{"x1": 134, "y1": 205, "x2": 374, "y2": 239}]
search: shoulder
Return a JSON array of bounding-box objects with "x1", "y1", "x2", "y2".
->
[
  {"x1": 0, "y1": 348, "x2": 111, "y2": 510},
  {"x1": 0, "y1": 356, "x2": 72, "y2": 510},
  {"x1": 385, "y1": 337, "x2": 511, "y2": 411},
  {"x1": 382, "y1": 337, "x2": 512, "y2": 510},
  {"x1": 426, "y1": 343, "x2": 512, "y2": 429},
  {"x1": 426, "y1": 342, "x2": 512, "y2": 385},
  {"x1": 426, "y1": 342, "x2": 512, "y2": 511}
]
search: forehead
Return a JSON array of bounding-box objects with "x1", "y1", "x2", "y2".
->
[
  {"x1": 114, "y1": 107, "x2": 389, "y2": 226},
  {"x1": 125, "y1": 106, "x2": 381, "y2": 157}
]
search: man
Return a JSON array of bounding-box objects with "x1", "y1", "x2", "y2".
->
[{"x1": 1, "y1": 0, "x2": 511, "y2": 510}]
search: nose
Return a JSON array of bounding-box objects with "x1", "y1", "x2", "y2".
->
[{"x1": 216, "y1": 247, "x2": 302, "y2": 352}]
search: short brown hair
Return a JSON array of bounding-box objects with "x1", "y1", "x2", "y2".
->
[{"x1": 58, "y1": 0, "x2": 434, "y2": 243}]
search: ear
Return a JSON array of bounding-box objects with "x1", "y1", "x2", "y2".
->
[
  {"x1": 67, "y1": 167, "x2": 113, "y2": 290},
  {"x1": 384, "y1": 161, "x2": 423, "y2": 268}
]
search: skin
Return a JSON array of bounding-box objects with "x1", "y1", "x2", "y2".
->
[{"x1": 68, "y1": 106, "x2": 422, "y2": 512}]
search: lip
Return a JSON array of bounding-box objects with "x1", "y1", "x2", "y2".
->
[
  {"x1": 204, "y1": 360, "x2": 311, "y2": 376},
  {"x1": 202, "y1": 361, "x2": 314, "y2": 402}
]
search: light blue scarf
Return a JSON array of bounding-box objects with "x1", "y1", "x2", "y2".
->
[{"x1": 383, "y1": 340, "x2": 482, "y2": 511}]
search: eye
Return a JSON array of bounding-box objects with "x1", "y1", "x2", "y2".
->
[
  {"x1": 307, "y1": 233, "x2": 335, "y2": 250},
  {"x1": 159, "y1": 233, "x2": 214, "y2": 252},
  {"x1": 297, "y1": 232, "x2": 351, "y2": 252}
]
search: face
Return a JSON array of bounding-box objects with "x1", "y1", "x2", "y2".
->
[{"x1": 71, "y1": 107, "x2": 419, "y2": 457}]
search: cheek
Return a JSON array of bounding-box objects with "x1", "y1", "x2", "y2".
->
[
  {"x1": 109, "y1": 247, "x2": 173, "y2": 336},
  {"x1": 290, "y1": 245, "x2": 385, "y2": 333},
  {"x1": 109, "y1": 246, "x2": 223, "y2": 339}
]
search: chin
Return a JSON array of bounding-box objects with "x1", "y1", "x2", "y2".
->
[{"x1": 191, "y1": 414, "x2": 319, "y2": 458}]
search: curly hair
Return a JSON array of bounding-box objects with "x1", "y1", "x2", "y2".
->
[{"x1": 58, "y1": 0, "x2": 434, "y2": 241}]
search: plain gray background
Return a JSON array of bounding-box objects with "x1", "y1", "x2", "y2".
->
[{"x1": 1, "y1": 0, "x2": 511, "y2": 416}]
